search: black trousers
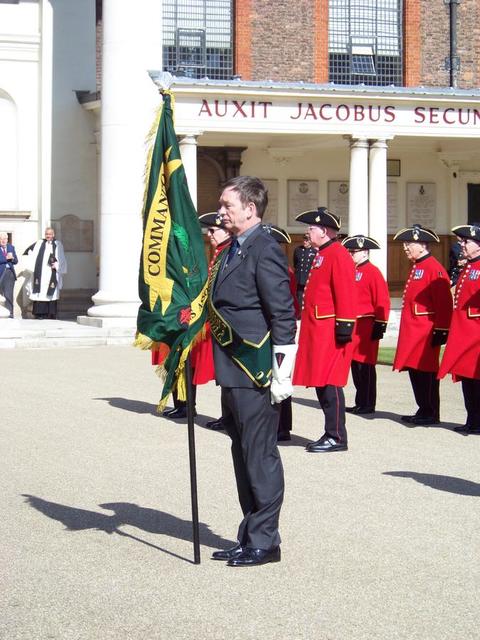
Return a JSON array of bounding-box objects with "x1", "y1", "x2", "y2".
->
[
  {"x1": 351, "y1": 360, "x2": 377, "y2": 410},
  {"x1": 222, "y1": 386, "x2": 284, "y2": 550},
  {"x1": 278, "y1": 396, "x2": 292, "y2": 434},
  {"x1": 296, "y1": 285, "x2": 305, "y2": 309},
  {"x1": 460, "y1": 377, "x2": 480, "y2": 428},
  {"x1": 33, "y1": 300, "x2": 58, "y2": 319},
  {"x1": 0, "y1": 269, "x2": 15, "y2": 318},
  {"x1": 407, "y1": 368, "x2": 440, "y2": 420},
  {"x1": 315, "y1": 385, "x2": 347, "y2": 444}
]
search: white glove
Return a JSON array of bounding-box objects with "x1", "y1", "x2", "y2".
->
[{"x1": 270, "y1": 344, "x2": 297, "y2": 404}]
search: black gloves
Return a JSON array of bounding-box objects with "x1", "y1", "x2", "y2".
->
[
  {"x1": 431, "y1": 329, "x2": 449, "y2": 347},
  {"x1": 371, "y1": 320, "x2": 387, "y2": 341},
  {"x1": 335, "y1": 319, "x2": 354, "y2": 345}
]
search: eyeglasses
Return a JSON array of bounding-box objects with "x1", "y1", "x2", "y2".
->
[{"x1": 207, "y1": 227, "x2": 222, "y2": 234}]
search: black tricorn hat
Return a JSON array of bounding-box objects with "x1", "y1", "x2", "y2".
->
[
  {"x1": 452, "y1": 222, "x2": 480, "y2": 241},
  {"x1": 295, "y1": 207, "x2": 341, "y2": 231},
  {"x1": 393, "y1": 224, "x2": 440, "y2": 243},
  {"x1": 342, "y1": 235, "x2": 381, "y2": 250},
  {"x1": 198, "y1": 211, "x2": 225, "y2": 228},
  {"x1": 262, "y1": 224, "x2": 291, "y2": 244}
]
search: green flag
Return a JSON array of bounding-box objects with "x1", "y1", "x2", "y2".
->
[{"x1": 135, "y1": 91, "x2": 208, "y2": 411}]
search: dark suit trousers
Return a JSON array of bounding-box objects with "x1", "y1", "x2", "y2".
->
[
  {"x1": 351, "y1": 360, "x2": 377, "y2": 409},
  {"x1": 407, "y1": 369, "x2": 440, "y2": 420},
  {"x1": 461, "y1": 377, "x2": 480, "y2": 428},
  {"x1": 278, "y1": 396, "x2": 292, "y2": 434},
  {"x1": 315, "y1": 385, "x2": 347, "y2": 444},
  {"x1": 0, "y1": 269, "x2": 15, "y2": 317},
  {"x1": 221, "y1": 386, "x2": 284, "y2": 550}
]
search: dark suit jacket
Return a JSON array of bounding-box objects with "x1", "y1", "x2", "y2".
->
[
  {"x1": 211, "y1": 225, "x2": 297, "y2": 388},
  {"x1": 0, "y1": 243, "x2": 18, "y2": 280}
]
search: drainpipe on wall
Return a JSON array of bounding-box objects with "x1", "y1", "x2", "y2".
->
[{"x1": 444, "y1": 0, "x2": 461, "y2": 88}]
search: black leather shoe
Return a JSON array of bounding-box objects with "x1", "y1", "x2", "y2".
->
[
  {"x1": 401, "y1": 415, "x2": 439, "y2": 426},
  {"x1": 163, "y1": 407, "x2": 176, "y2": 417},
  {"x1": 164, "y1": 407, "x2": 197, "y2": 420},
  {"x1": 346, "y1": 406, "x2": 375, "y2": 414},
  {"x1": 277, "y1": 431, "x2": 291, "y2": 441},
  {"x1": 227, "y1": 546, "x2": 281, "y2": 567},
  {"x1": 306, "y1": 437, "x2": 348, "y2": 453},
  {"x1": 206, "y1": 418, "x2": 225, "y2": 431},
  {"x1": 454, "y1": 424, "x2": 480, "y2": 434},
  {"x1": 211, "y1": 544, "x2": 243, "y2": 561},
  {"x1": 354, "y1": 406, "x2": 375, "y2": 414}
]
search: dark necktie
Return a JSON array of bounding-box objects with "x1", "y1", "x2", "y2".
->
[{"x1": 224, "y1": 237, "x2": 239, "y2": 269}]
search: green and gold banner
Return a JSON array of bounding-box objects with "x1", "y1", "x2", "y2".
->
[{"x1": 135, "y1": 91, "x2": 208, "y2": 410}]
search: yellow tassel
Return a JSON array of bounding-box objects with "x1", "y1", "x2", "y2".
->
[{"x1": 133, "y1": 332, "x2": 154, "y2": 350}]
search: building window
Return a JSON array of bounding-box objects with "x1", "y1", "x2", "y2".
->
[
  {"x1": 163, "y1": 0, "x2": 233, "y2": 80},
  {"x1": 329, "y1": 0, "x2": 403, "y2": 86}
]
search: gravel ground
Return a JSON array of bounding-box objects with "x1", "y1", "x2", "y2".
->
[{"x1": 2, "y1": 346, "x2": 479, "y2": 640}]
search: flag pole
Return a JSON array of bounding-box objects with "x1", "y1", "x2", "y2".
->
[{"x1": 185, "y1": 355, "x2": 201, "y2": 564}]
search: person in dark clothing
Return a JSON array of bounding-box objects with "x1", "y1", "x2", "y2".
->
[
  {"x1": 293, "y1": 234, "x2": 316, "y2": 308},
  {"x1": 0, "y1": 232, "x2": 18, "y2": 318},
  {"x1": 448, "y1": 239, "x2": 467, "y2": 287}
]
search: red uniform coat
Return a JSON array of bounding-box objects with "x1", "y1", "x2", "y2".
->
[
  {"x1": 293, "y1": 240, "x2": 356, "y2": 387},
  {"x1": 393, "y1": 254, "x2": 452, "y2": 373},
  {"x1": 352, "y1": 260, "x2": 391, "y2": 365},
  {"x1": 438, "y1": 257, "x2": 480, "y2": 381},
  {"x1": 151, "y1": 238, "x2": 231, "y2": 385}
]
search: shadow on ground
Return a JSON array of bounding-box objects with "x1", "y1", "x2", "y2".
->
[
  {"x1": 22, "y1": 495, "x2": 234, "y2": 564},
  {"x1": 95, "y1": 397, "x2": 158, "y2": 415},
  {"x1": 383, "y1": 472, "x2": 480, "y2": 496}
]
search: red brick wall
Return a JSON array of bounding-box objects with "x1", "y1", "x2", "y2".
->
[
  {"x1": 235, "y1": 0, "x2": 252, "y2": 79},
  {"x1": 419, "y1": 0, "x2": 450, "y2": 87},
  {"x1": 456, "y1": 0, "x2": 480, "y2": 88},
  {"x1": 314, "y1": 0, "x2": 329, "y2": 83},
  {"x1": 248, "y1": 0, "x2": 316, "y2": 82},
  {"x1": 403, "y1": 0, "x2": 420, "y2": 86}
]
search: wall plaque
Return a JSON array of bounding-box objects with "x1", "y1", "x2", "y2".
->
[
  {"x1": 288, "y1": 180, "x2": 318, "y2": 226},
  {"x1": 262, "y1": 179, "x2": 278, "y2": 225},
  {"x1": 407, "y1": 183, "x2": 436, "y2": 228},
  {"x1": 328, "y1": 181, "x2": 349, "y2": 228},
  {"x1": 53, "y1": 214, "x2": 94, "y2": 252},
  {"x1": 387, "y1": 182, "x2": 399, "y2": 233}
]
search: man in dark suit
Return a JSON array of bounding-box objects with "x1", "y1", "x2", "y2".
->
[
  {"x1": 208, "y1": 176, "x2": 297, "y2": 567},
  {"x1": 0, "y1": 232, "x2": 18, "y2": 318}
]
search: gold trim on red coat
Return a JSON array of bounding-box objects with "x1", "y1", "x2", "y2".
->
[
  {"x1": 413, "y1": 304, "x2": 434, "y2": 316},
  {"x1": 314, "y1": 306, "x2": 335, "y2": 319}
]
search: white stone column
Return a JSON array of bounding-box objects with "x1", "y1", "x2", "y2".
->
[
  {"x1": 348, "y1": 138, "x2": 369, "y2": 236},
  {"x1": 179, "y1": 135, "x2": 198, "y2": 209},
  {"x1": 86, "y1": 0, "x2": 162, "y2": 322},
  {"x1": 368, "y1": 138, "x2": 388, "y2": 277}
]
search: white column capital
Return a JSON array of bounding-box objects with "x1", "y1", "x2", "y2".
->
[
  {"x1": 369, "y1": 138, "x2": 389, "y2": 150},
  {"x1": 349, "y1": 137, "x2": 370, "y2": 149}
]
